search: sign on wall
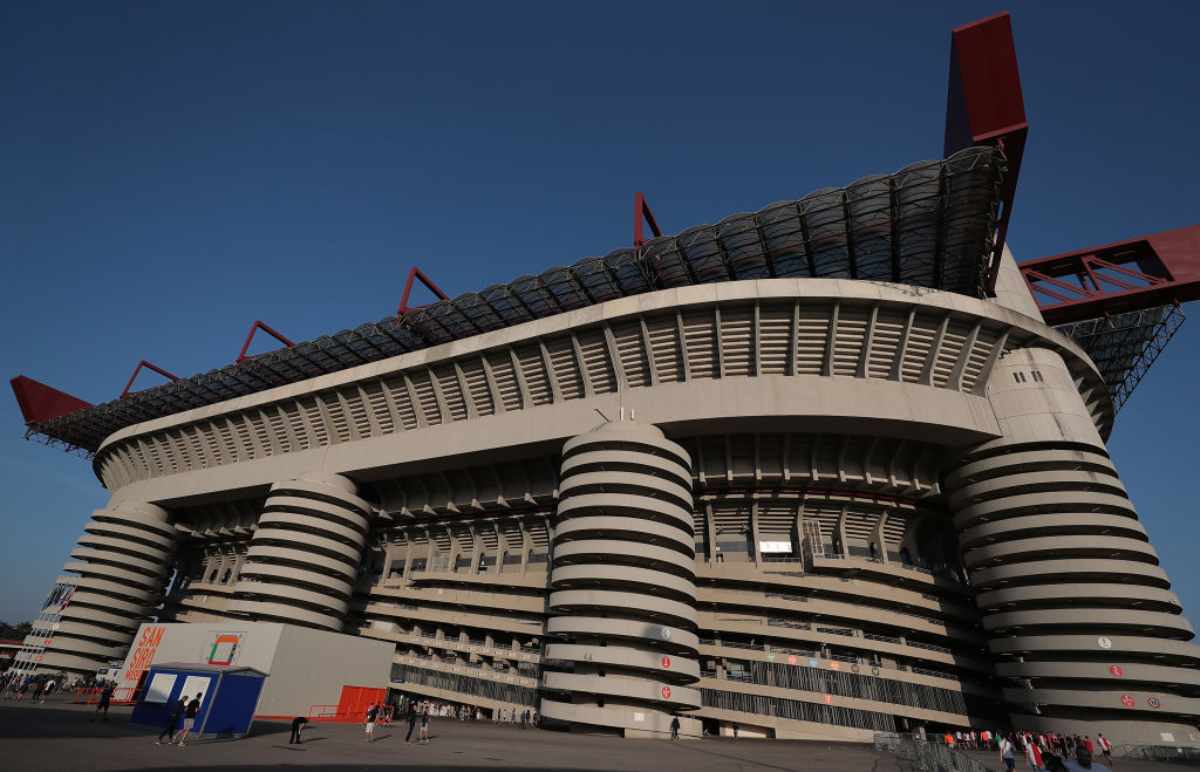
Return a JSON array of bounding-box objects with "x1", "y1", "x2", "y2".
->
[
  {"x1": 123, "y1": 625, "x2": 166, "y2": 686},
  {"x1": 206, "y1": 632, "x2": 245, "y2": 666}
]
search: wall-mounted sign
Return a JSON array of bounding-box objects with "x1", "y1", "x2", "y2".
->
[
  {"x1": 1109, "y1": 665, "x2": 1124, "y2": 677},
  {"x1": 206, "y1": 632, "x2": 244, "y2": 666},
  {"x1": 1098, "y1": 636, "x2": 1113, "y2": 649},
  {"x1": 124, "y1": 625, "x2": 166, "y2": 685},
  {"x1": 759, "y1": 541, "x2": 793, "y2": 553}
]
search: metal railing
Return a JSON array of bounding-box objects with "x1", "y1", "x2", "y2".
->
[
  {"x1": 1114, "y1": 744, "x2": 1200, "y2": 763},
  {"x1": 886, "y1": 735, "x2": 993, "y2": 772}
]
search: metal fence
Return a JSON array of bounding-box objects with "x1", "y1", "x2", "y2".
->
[{"x1": 883, "y1": 735, "x2": 993, "y2": 772}]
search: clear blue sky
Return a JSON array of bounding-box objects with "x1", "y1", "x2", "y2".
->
[{"x1": 2, "y1": 1, "x2": 1199, "y2": 623}]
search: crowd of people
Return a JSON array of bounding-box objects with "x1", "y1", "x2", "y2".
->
[
  {"x1": 1, "y1": 670, "x2": 120, "y2": 700},
  {"x1": 942, "y1": 728, "x2": 1113, "y2": 771},
  {"x1": 301, "y1": 696, "x2": 541, "y2": 747}
]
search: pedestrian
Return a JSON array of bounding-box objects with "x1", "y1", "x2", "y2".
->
[
  {"x1": 670, "y1": 714, "x2": 680, "y2": 741},
  {"x1": 1064, "y1": 744, "x2": 1111, "y2": 772},
  {"x1": 175, "y1": 693, "x2": 203, "y2": 747},
  {"x1": 157, "y1": 695, "x2": 186, "y2": 745},
  {"x1": 289, "y1": 716, "x2": 308, "y2": 744},
  {"x1": 405, "y1": 699, "x2": 418, "y2": 743},
  {"x1": 39, "y1": 678, "x2": 57, "y2": 703},
  {"x1": 419, "y1": 703, "x2": 431, "y2": 744},
  {"x1": 733, "y1": 723, "x2": 739, "y2": 739},
  {"x1": 1097, "y1": 733, "x2": 1112, "y2": 765},
  {"x1": 92, "y1": 684, "x2": 114, "y2": 722},
  {"x1": 1023, "y1": 733, "x2": 1044, "y2": 770},
  {"x1": 1083, "y1": 736, "x2": 1094, "y2": 755},
  {"x1": 365, "y1": 702, "x2": 380, "y2": 742},
  {"x1": 1044, "y1": 753, "x2": 1069, "y2": 772},
  {"x1": 521, "y1": 708, "x2": 529, "y2": 729},
  {"x1": 999, "y1": 732, "x2": 1018, "y2": 772}
]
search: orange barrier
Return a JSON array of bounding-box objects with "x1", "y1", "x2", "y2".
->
[
  {"x1": 73, "y1": 686, "x2": 138, "y2": 705},
  {"x1": 306, "y1": 701, "x2": 394, "y2": 724}
]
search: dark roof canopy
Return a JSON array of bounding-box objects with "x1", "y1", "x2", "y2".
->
[{"x1": 23, "y1": 146, "x2": 1006, "y2": 453}]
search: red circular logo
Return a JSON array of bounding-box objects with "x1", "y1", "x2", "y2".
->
[
  {"x1": 661, "y1": 656, "x2": 671, "y2": 669},
  {"x1": 823, "y1": 694, "x2": 833, "y2": 705},
  {"x1": 787, "y1": 655, "x2": 797, "y2": 665},
  {"x1": 1120, "y1": 694, "x2": 1135, "y2": 708},
  {"x1": 1109, "y1": 665, "x2": 1125, "y2": 677},
  {"x1": 661, "y1": 686, "x2": 672, "y2": 700}
]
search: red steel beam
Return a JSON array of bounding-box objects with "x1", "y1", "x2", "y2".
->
[
  {"x1": 633, "y1": 192, "x2": 662, "y2": 249},
  {"x1": 1020, "y1": 224, "x2": 1200, "y2": 325},
  {"x1": 944, "y1": 12, "x2": 1029, "y2": 295},
  {"x1": 9, "y1": 376, "x2": 92, "y2": 425},
  {"x1": 397, "y1": 266, "x2": 450, "y2": 315},
  {"x1": 120, "y1": 360, "x2": 179, "y2": 399},
  {"x1": 236, "y1": 320, "x2": 296, "y2": 362}
]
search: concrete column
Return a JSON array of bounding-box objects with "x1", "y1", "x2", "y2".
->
[
  {"x1": 229, "y1": 472, "x2": 371, "y2": 632},
  {"x1": 946, "y1": 348, "x2": 1200, "y2": 746},
  {"x1": 39, "y1": 502, "x2": 178, "y2": 675},
  {"x1": 541, "y1": 420, "x2": 702, "y2": 739}
]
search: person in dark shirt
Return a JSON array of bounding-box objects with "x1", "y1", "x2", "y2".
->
[
  {"x1": 365, "y1": 703, "x2": 380, "y2": 742},
  {"x1": 91, "y1": 685, "x2": 115, "y2": 722},
  {"x1": 405, "y1": 701, "x2": 418, "y2": 743},
  {"x1": 175, "y1": 693, "x2": 203, "y2": 747},
  {"x1": 289, "y1": 716, "x2": 308, "y2": 744},
  {"x1": 157, "y1": 695, "x2": 187, "y2": 745},
  {"x1": 670, "y1": 715, "x2": 681, "y2": 740}
]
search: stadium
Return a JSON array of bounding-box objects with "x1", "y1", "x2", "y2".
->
[{"x1": 8, "y1": 13, "x2": 1200, "y2": 746}]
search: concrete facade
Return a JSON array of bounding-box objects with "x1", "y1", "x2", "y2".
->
[{"x1": 19, "y1": 268, "x2": 1199, "y2": 745}]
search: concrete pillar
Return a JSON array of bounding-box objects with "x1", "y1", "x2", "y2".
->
[
  {"x1": 39, "y1": 502, "x2": 178, "y2": 675},
  {"x1": 946, "y1": 348, "x2": 1200, "y2": 746},
  {"x1": 229, "y1": 472, "x2": 371, "y2": 632},
  {"x1": 541, "y1": 420, "x2": 702, "y2": 738}
]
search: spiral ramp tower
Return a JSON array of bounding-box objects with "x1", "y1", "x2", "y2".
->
[
  {"x1": 40, "y1": 502, "x2": 177, "y2": 674},
  {"x1": 541, "y1": 420, "x2": 703, "y2": 738},
  {"x1": 229, "y1": 473, "x2": 372, "y2": 632},
  {"x1": 946, "y1": 348, "x2": 1200, "y2": 745}
]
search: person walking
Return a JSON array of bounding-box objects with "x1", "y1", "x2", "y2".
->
[
  {"x1": 157, "y1": 695, "x2": 186, "y2": 745},
  {"x1": 289, "y1": 716, "x2": 308, "y2": 744},
  {"x1": 365, "y1": 702, "x2": 380, "y2": 742},
  {"x1": 419, "y1": 703, "x2": 431, "y2": 745},
  {"x1": 39, "y1": 678, "x2": 57, "y2": 704},
  {"x1": 1096, "y1": 733, "x2": 1112, "y2": 765},
  {"x1": 1064, "y1": 744, "x2": 1111, "y2": 772},
  {"x1": 999, "y1": 733, "x2": 1018, "y2": 772},
  {"x1": 670, "y1": 714, "x2": 681, "y2": 741},
  {"x1": 405, "y1": 699, "x2": 419, "y2": 743},
  {"x1": 175, "y1": 693, "x2": 203, "y2": 747},
  {"x1": 91, "y1": 684, "x2": 114, "y2": 722}
]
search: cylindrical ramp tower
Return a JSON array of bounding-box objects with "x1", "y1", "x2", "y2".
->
[
  {"x1": 947, "y1": 348, "x2": 1200, "y2": 746},
  {"x1": 230, "y1": 472, "x2": 371, "y2": 631},
  {"x1": 541, "y1": 420, "x2": 703, "y2": 739},
  {"x1": 41, "y1": 502, "x2": 177, "y2": 674}
]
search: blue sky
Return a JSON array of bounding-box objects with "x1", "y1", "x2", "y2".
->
[{"x1": 2, "y1": 1, "x2": 1199, "y2": 622}]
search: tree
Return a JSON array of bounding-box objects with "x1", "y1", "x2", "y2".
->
[{"x1": 0, "y1": 621, "x2": 33, "y2": 640}]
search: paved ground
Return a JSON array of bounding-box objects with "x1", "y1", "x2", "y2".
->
[{"x1": 0, "y1": 701, "x2": 1191, "y2": 771}]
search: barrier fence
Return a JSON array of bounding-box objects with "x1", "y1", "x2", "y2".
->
[{"x1": 73, "y1": 687, "x2": 138, "y2": 705}]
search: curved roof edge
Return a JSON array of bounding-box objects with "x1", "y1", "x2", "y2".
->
[{"x1": 26, "y1": 147, "x2": 1005, "y2": 453}]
